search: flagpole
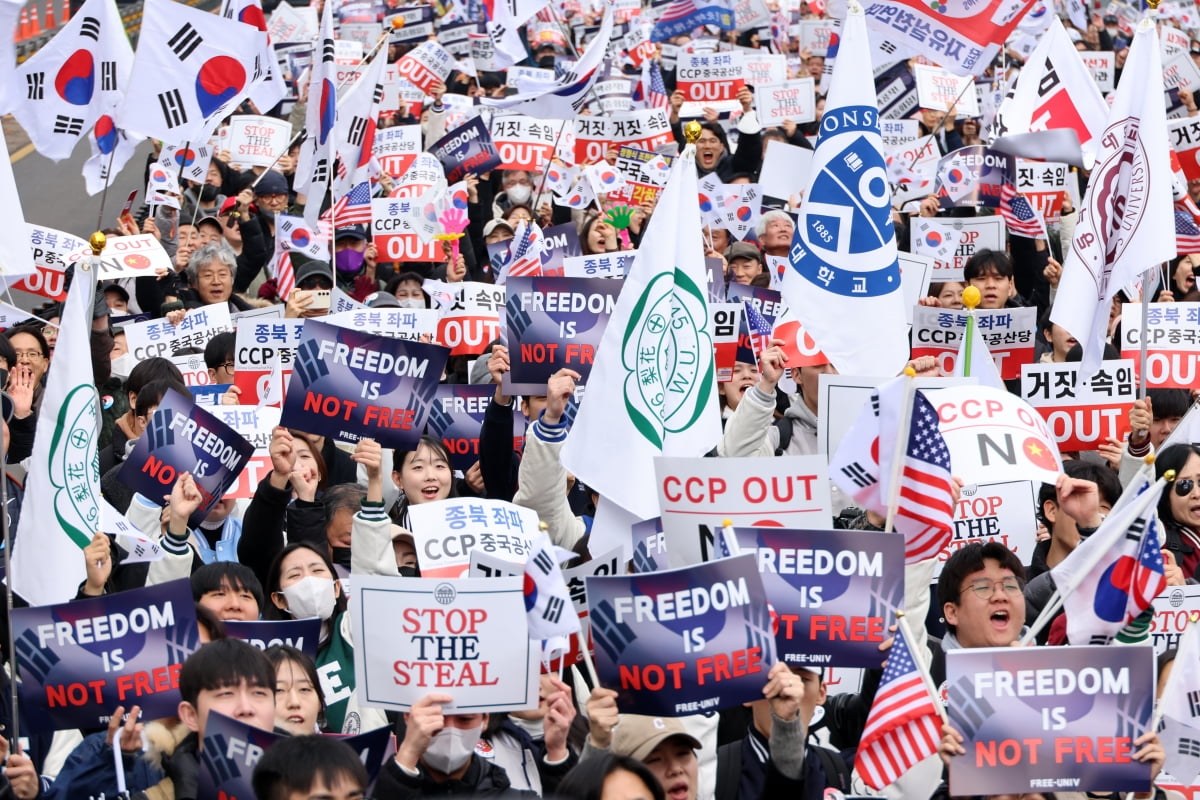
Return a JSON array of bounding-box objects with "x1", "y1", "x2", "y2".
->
[
  {"x1": 907, "y1": 77, "x2": 976, "y2": 173},
  {"x1": 960, "y1": 285, "x2": 980, "y2": 377},
  {"x1": 1138, "y1": 265, "x2": 1157, "y2": 399},
  {"x1": 883, "y1": 366, "x2": 918, "y2": 534},
  {"x1": 895, "y1": 611, "x2": 947, "y2": 724},
  {"x1": 94, "y1": 142, "x2": 123, "y2": 234}
]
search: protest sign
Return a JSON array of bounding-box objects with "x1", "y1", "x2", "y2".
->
[
  {"x1": 469, "y1": 549, "x2": 523, "y2": 578},
  {"x1": 490, "y1": 116, "x2": 568, "y2": 171},
  {"x1": 90, "y1": 234, "x2": 173, "y2": 280},
  {"x1": 1119, "y1": 303, "x2": 1200, "y2": 389},
  {"x1": 1148, "y1": 585, "x2": 1200, "y2": 655},
  {"x1": 910, "y1": 216, "x2": 1006, "y2": 282},
  {"x1": 587, "y1": 554, "x2": 775, "y2": 716},
  {"x1": 1021, "y1": 360, "x2": 1136, "y2": 452},
  {"x1": 914, "y1": 64, "x2": 980, "y2": 117},
  {"x1": 394, "y1": 40, "x2": 454, "y2": 94},
  {"x1": 207, "y1": 405, "x2": 278, "y2": 500},
  {"x1": 1012, "y1": 159, "x2": 1069, "y2": 222},
  {"x1": 654, "y1": 455, "x2": 833, "y2": 567},
  {"x1": 799, "y1": 19, "x2": 836, "y2": 55},
  {"x1": 124, "y1": 304, "x2": 234, "y2": 362},
  {"x1": 18, "y1": 225, "x2": 92, "y2": 300},
  {"x1": 596, "y1": 78, "x2": 633, "y2": 114},
  {"x1": 407, "y1": 497, "x2": 538, "y2": 578},
  {"x1": 233, "y1": 318, "x2": 304, "y2": 405},
  {"x1": 228, "y1": 116, "x2": 291, "y2": 168},
  {"x1": 543, "y1": 547, "x2": 623, "y2": 674},
  {"x1": 816, "y1": 374, "x2": 970, "y2": 457},
  {"x1": 430, "y1": 117, "x2": 502, "y2": 184},
  {"x1": 119, "y1": 388, "x2": 255, "y2": 526},
  {"x1": 572, "y1": 111, "x2": 674, "y2": 164},
  {"x1": 711, "y1": 302, "x2": 740, "y2": 381},
  {"x1": 1079, "y1": 50, "x2": 1115, "y2": 93},
  {"x1": 198, "y1": 711, "x2": 283, "y2": 800},
  {"x1": 425, "y1": 384, "x2": 527, "y2": 471},
  {"x1": 352, "y1": 575, "x2": 539, "y2": 712},
  {"x1": 898, "y1": 252, "x2": 935, "y2": 327},
  {"x1": 1165, "y1": 49, "x2": 1200, "y2": 93},
  {"x1": 880, "y1": 119, "x2": 919, "y2": 147},
  {"x1": 267, "y1": 1, "x2": 314, "y2": 41},
  {"x1": 946, "y1": 645, "x2": 1155, "y2": 795},
  {"x1": 910, "y1": 306, "x2": 1037, "y2": 380},
  {"x1": 372, "y1": 197, "x2": 443, "y2": 262},
  {"x1": 935, "y1": 146, "x2": 1009, "y2": 209},
  {"x1": 172, "y1": 353, "x2": 217, "y2": 387},
  {"x1": 503, "y1": 276, "x2": 619, "y2": 393},
  {"x1": 437, "y1": 310, "x2": 501, "y2": 357},
  {"x1": 373, "y1": 125, "x2": 423, "y2": 179},
  {"x1": 932, "y1": 385, "x2": 1063, "y2": 486},
  {"x1": 326, "y1": 307, "x2": 438, "y2": 341},
  {"x1": 537, "y1": 222, "x2": 581, "y2": 277},
  {"x1": 724, "y1": 528, "x2": 904, "y2": 668},
  {"x1": 607, "y1": 145, "x2": 673, "y2": 207},
  {"x1": 934, "y1": 480, "x2": 1038, "y2": 579},
  {"x1": 561, "y1": 251, "x2": 635, "y2": 279},
  {"x1": 280, "y1": 321, "x2": 449, "y2": 448},
  {"x1": 725, "y1": 283, "x2": 826, "y2": 366},
  {"x1": 756, "y1": 79, "x2": 816, "y2": 125},
  {"x1": 876, "y1": 61, "x2": 919, "y2": 121},
  {"x1": 13, "y1": 580, "x2": 199, "y2": 732},
  {"x1": 760, "y1": 141, "x2": 813, "y2": 203},
  {"x1": 676, "y1": 51, "x2": 746, "y2": 114},
  {"x1": 1170, "y1": 118, "x2": 1200, "y2": 183},
  {"x1": 223, "y1": 619, "x2": 322, "y2": 660}
]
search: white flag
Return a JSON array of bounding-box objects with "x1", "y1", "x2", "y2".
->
[
  {"x1": 560, "y1": 144, "x2": 721, "y2": 520},
  {"x1": 524, "y1": 530, "x2": 580, "y2": 640},
  {"x1": 10, "y1": 0, "x2": 134, "y2": 161},
  {"x1": 952, "y1": 317, "x2": 1004, "y2": 390},
  {"x1": 1050, "y1": 15, "x2": 1174, "y2": 380},
  {"x1": 1159, "y1": 619, "x2": 1200, "y2": 785},
  {"x1": 117, "y1": 0, "x2": 263, "y2": 145},
  {"x1": 12, "y1": 265, "x2": 100, "y2": 605},
  {"x1": 0, "y1": 0, "x2": 25, "y2": 114},
  {"x1": 0, "y1": 138, "x2": 35, "y2": 278},
  {"x1": 778, "y1": 1, "x2": 909, "y2": 378},
  {"x1": 294, "y1": 0, "x2": 335, "y2": 227}
]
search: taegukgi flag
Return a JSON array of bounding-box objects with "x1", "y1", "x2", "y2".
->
[
  {"x1": 779, "y1": 0, "x2": 909, "y2": 379},
  {"x1": 560, "y1": 135, "x2": 720, "y2": 520},
  {"x1": 1050, "y1": 14, "x2": 1174, "y2": 380}
]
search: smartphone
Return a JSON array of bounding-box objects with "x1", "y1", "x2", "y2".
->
[
  {"x1": 118, "y1": 190, "x2": 138, "y2": 229},
  {"x1": 309, "y1": 289, "x2": 331, "y2": 311}
]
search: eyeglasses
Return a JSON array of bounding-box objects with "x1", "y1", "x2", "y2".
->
[
  {"x1": 1175, "y1": 478, "x2": 1199, "y2": 497},
  {"x1": 960, "y1": 577, "x2": 1024, "y2": 599},
  {"x1": 14, "y1": 350, "x2": 43, "y2": 362},
  {"x1": 217, "y1": 361, "x2": 235, "y2": 372}
]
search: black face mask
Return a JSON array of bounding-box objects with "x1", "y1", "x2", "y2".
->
[
  {"x1": 536, "y1": 55, "x2": 555, "y2": 69},
  {"x1": 199, "y1": 184, "x2": 220, "y2": 202},
  {"x1": 331, "y1": 546, "x2": 352, "y2": 569},
  {"x1": 398, "y1": 565, "x2": 420, "y2": 578}
]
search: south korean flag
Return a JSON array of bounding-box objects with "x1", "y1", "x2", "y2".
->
[
  {"x1": 117, "y1": 0, "x2": 262, "y2": 146},
  {"x1": 276, "y1": 215, "x2": 326, "y2": 259},
  {"x1": 158, "y1": 142, "x2": 214, "y2": 184},
  {"x1": 11, "y1": 0, "x2": 133, "y2": 161},
  {"x1": 82, "y1": 113, "x2": 139, "y2": 195},
  {"x1": 219, "y1": 0, "x2": 286, "y2": 114}
]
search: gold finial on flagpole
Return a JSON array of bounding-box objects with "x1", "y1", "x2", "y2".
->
[
  {"x1": 1165, "y1": 469, "x2": 1178, "y2": 482},
  {"x1": 85, "y1": 231, "x2": 106, "y2": 272},
  {"x1": 1147, "y1": 0, "x2": 1159, "y2": 9},
  {"x1": 961, "y1": 285, "x2": 981, "y2": 310},
  {"x1": 1144, "y1": 453, "x2": 1156, "y2": 466},
  {"x1": 683, "y1": 121, "x2": 702, "y2": 144},
  {"x1": 903, "y1": 366, "x2": 916, "y2": 377}
]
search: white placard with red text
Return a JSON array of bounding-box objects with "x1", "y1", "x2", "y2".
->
[
  {"x1": 910, "y1": 306, "x2": 1038, "y2": 380},
  {"x1": 1021, "y1": 359, "x2": 1136, "y2": 452},
  {"x1": 932, "y1": 480, "x2": 1038, "y2": 579},
  {"x1": 1119, "y1": 303, "x2": 1200, "y2": 389}
]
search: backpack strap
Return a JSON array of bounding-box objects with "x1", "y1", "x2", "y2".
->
[
  {"x1": 772, "y1": 417, "x2": 792, "y2": 456},
  {"x1": 812, "y1": 744, "x2": 851, "y2": 791},
  {"x1": 715, "y1": 741, "x2": 743, "y2": 800}
]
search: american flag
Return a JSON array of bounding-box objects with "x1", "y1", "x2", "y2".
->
[
  {"x1": 640, "y1": 60, "x2": 671, "y2": 111},
  {"x1": 503, "y1": 220, "x2": 544, "y2": 279},
  {"x1": 274, "y1": 252, "x2": 296, "y2": 301},
  {"x1": 999, "y1": 182, "x2": 1047, "y2": 239},
  {"x1": 741, "y1": 299, "x2": 772, "y2": 362},
  {"x1": 854, "y1": 623, "x2": 942, "y2": 790},
  {"x1": 894, "y1": 391, "x2": 955, "y2": 563},
  {"x1": 329, "y1": 180, "x2": 373, "y2": 226},
  {"x1": 1177, "y1": 207, "x2": 1200, "y2": 254},
  {"x1": 657, "y1": 0, "x2": 698, "y2": 22}
]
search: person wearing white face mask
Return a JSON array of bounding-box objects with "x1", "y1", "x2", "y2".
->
[
  {"x1": 376, "y1": 692, "x2": 542, "y2": 797},
  {"x1": 263, "y1": 438, "x2": 397, "y2": 735}
]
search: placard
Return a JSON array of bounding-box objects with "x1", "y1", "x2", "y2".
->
[
  {"x1": 124, "y1": 303, "x2": 234, "y2": 362},
  {"x1": 1119, "y1": 303, "x2": 1200, "y2": 389},
  {"x1": 741, "y1": 52, "x2": 787, "y2": 86},
  {"x1": 910, "y1": 306, "x2": 1038, "y2": 380},
  {"x1": 207, "y1": 405, "x2": 278, "y2": 501},
  {"x1": 372, "y1": 197, "x2": 443, "y2": 263},
  {"x1": 198, "y1": 711, "x2": 284, "y2": 800},
  {"x1": 1012, "y1": 159, "x2": 1069, "y2": 222},
  {"x1": 914, "y1": 64, "x2": 980, "y2": 117},
  {"x1": 372, "y1": 125, "x2": 423, "y2": 179},
  {"x1": 1170, "y1": 117, "x2": 1200, "y2": 184},
  {"x1": 654, "y1": 455, "x2": 833, "y2": 567},
  {"x1": 910, "y1": 216, "x2": 1006, "y2": 282},
  {"x1": 1148, "y1": 584, "x2": 1200, "y2": 655},
  {"x1": 407, "y1": 497, "x2": 538, "y2": 578},
  {"x1": 227, "y1": 116, "x2": 291, "y2": 168},
  {"x1": 725, "y1": 528, "x2": 904, "y2": 668},
  {"x1": 13, "y1": 580, "x2": 200, "y2": 732},
  {"x1": 676, "y1": 51, "x2": 746, "y2": 114},
  {"x1": 325, "y1": 307, "x2": 438, "y2": 341},
  {"x1": 502, "y1": 276, "x2": 619, "y2": 394},
  {"x1": 1021, "y1": 360, "x2": 1136, "y2": 452},
  {"x1": 118, "y1": 389, "x2": 255, "y2": 526},
  {"x1": 586, "y1": 554, "x2": 775, "y2": 716},
  {"x1": 946, "y1": 645, "x2": 1155, "y2": 795},
  {"x1": 233, "y1": 318, "x2": 304, "y2": 405},
  {"x1": 572, "y1": 110, "x2": 674, "y2": 165},
  {"x1": 429, "y1": 117, "x2": 503, "y2": 184},
  {"x1": 756, "y1": 78, "x2": 816, "y2": 125},
  {"x1": 934, "y1": 480, "x2": 1038, "y2": 579},
  {"x1": 394, "y1": 40, "x2": 455, "y2": 94},
  {"x1": 759, "y1": 140, "x2": 813, "y2": 203},
  {"x1": 490, "y1": 116, "x2": 568, "y2": 171},
  {"x1": 352, "y1": 576, "x2": 539, "y2": 712},
  {"x1": 91, "y1": 234, "x2": 174, "y2": 280},
  {"x1": 798, "y1": 19, "x2": 836, "y2": 56},
  {"x1": 425, "y1": 384, "x2": 527, "y2": 472},
  {"x1": 223, "y1": 619, "x2": 321, "y2": 660},
  {"x1": 1079, "y1": 51, "x2": 1115, "y2": 93},
  {"x1": 279, "y1": 321, "x2": 449, "y2": 448},
  {"x1": 934, "y1": 146, "x2": 1009, "y2": 209}
]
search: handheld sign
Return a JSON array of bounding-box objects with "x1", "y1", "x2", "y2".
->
[
  {"x1": 223, "y1": 619, "x2": 321, "y2": 660},
  {"x1": 430, "y1": 117, "x2": 503, "y2": 184},
  {"x1": 586, "y1": 554, "x2": 776, "y2": 716},
  {"x1": 198, "y1": 711, "x2": 283, "y2": 800},
  {"x1": 1119, "y1": 303, "x2": 1200, "y2": 389},
  {"x1": 935, "y1": 481, "x2": 1038, "y2": 579},
  {"x1": 124, "y1": 303, "x2": 234, "y2": 362},
  {"x1": 934, "y1": 146, "x2": 1009, "y2": 209},
  {"x1": 724, "y1": 528, "x2": 904, "y2": 668},
  {"x1": 946, "y1": 645, "x2": 1155, "y2": 795},
  {"x1": 227, "y1": 115, "x2": 292, "y2": 168},
  {"x1": 13, "y1": 580, "x2": 200, "y2": 732},
  {"x1": 118, "y1": 389, "x2": 255, "y2": 527},
  {"x1": 352, "y1": 576, "x2": 539, "y2": 712},
  {"x1": 503, "y1": 276, "x2": 620, "y2": 394},
  {"x1": 654, "y1": 455, "x2": 833, "y2": 568},
  {"x1": 490, "y1": 116, "x2": 568, "y2": 172},
  {"x1": 1148, "y1": 584, "x2": 1200, "y2": 655},
  {"x1": 280, "y1": 320, "x2": 449, "y2": 449},
  {"x1": 1021, "y1": 360, "x2": 1136, "y2": 452},
  {"x1": 910, "y1": 216, "x2": 1006, "y2": 282},
  {"x1": 92, "y1": 234, "x2": 174, "y2": 279},
  {"x1": 425, "y1": 384, "x2": 527, "y2": 472},
  {"x1": 911, "y1": 306, "x2": 1038, "y2": 380},
  {"x1": 233, "y1": 318, "x2": 304, "y2": 405},
  {"x1": 407, "y1": 498, "x2": 538, "y2": 578}
]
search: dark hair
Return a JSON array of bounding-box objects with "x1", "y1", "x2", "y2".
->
[
  {"x1": 0, "y1": 335, "x2": 16, "y2": 371},
  {"x1": 126, "y1": 357, "x2": 186, "y2": 400},
  {"x1": 1036, "y1": 460, "x2": 1122, "y2": 525},
  {"x1": 288, "y1": 429, "x2": 329, "y2": 493},
  {"x1": 556, "y1": 753, "x2": 666, "y2": 800},
  {"x1": 191, "y1": 562, "x2": 265, "y2": 614},
  {"x1": 251, "y1": 735, "x2": 368, "y2": 800},
  {"x1": 580, "y1": 213, "x2": 617, "y2": 256},
  {"x1": 135, "y1": 378, "x2": 189, "y2": 417},
  {"x1": 6, "y1": 325, "x2": 50, "y2": 359},
  {"x1": 502, "y1": 203, "x2": 536, "y2": 223},
  {"x1": 384, "y1": 272, "x2": 430, "y2": 307},
  {"x1": 1148, "y1": 388, "x2": 1192, "y2": 421},
  {"x1": 204, "y1": 331, "x2": 236, "y2": 371},
  {"x1": 390, "y1": 436, "x2": 458, "y2": 527},
  {"x1": 193, "y1": 603, "x2": 227, "y2": 642},
  {"x1": 962, "y1": 249, "x2": 1015, "y2": 282},
  {"x1": 179, "y1": 638, "x2": 274, "y2": 706},
  {"x1": 323, "y1": 483, "x2": 366, "y2": 522},
  {"x1": 1157, "y1": 444, "x2": 1200, "y2": 525},
  {"x1": 936, "y1": 542, "x2": 1026, "y2": 635},
  {"x1": 264, "y1": 645, "x2": 327, "y2": 730},
  {"x1": 264, "y1": 543, "x2": 348, "y2": 621}
]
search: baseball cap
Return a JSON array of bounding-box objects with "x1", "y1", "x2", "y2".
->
[
  {"x1": 335, "y1": 225, "x2": 369, "y2": 243},
  {"x1": 483, "y1": 219, "x2": 515, "y2": 238},
  {"x1": 219, "y1": 197, "x2": 257, "y2": 215},
  {"x1": 102, "y1": 283, "x2": 130, "y2": 303},
  {"x1": 195, "y1": 212, "x2": 224, "y2": 235},
  {"x1": 610, "y1": 715, "x2": 702, "y2": 762},
  {"x1": 365, "y1": 291, "x2": 402, "y2": 308},
  {"x1": 294, "y1": 259, "x2": 334, "y2": 288},
  {"x1": 725, "y1": 242, "x2": 762, "y2": 264}
]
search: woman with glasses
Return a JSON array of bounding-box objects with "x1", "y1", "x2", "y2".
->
[{"x1": 1155, "y1": 444, "x2": 1200, "y2": 583}]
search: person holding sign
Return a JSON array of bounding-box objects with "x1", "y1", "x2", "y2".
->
[
  {"x1": 1111, "y1": 391, "x2": 1191, "y2": 487},
  {"x1": 583, "y1": 690, "x2": 702, "y2": 800},
  {"x1": 668, "y1": 95, "x2": 764, "y2": 182}
]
